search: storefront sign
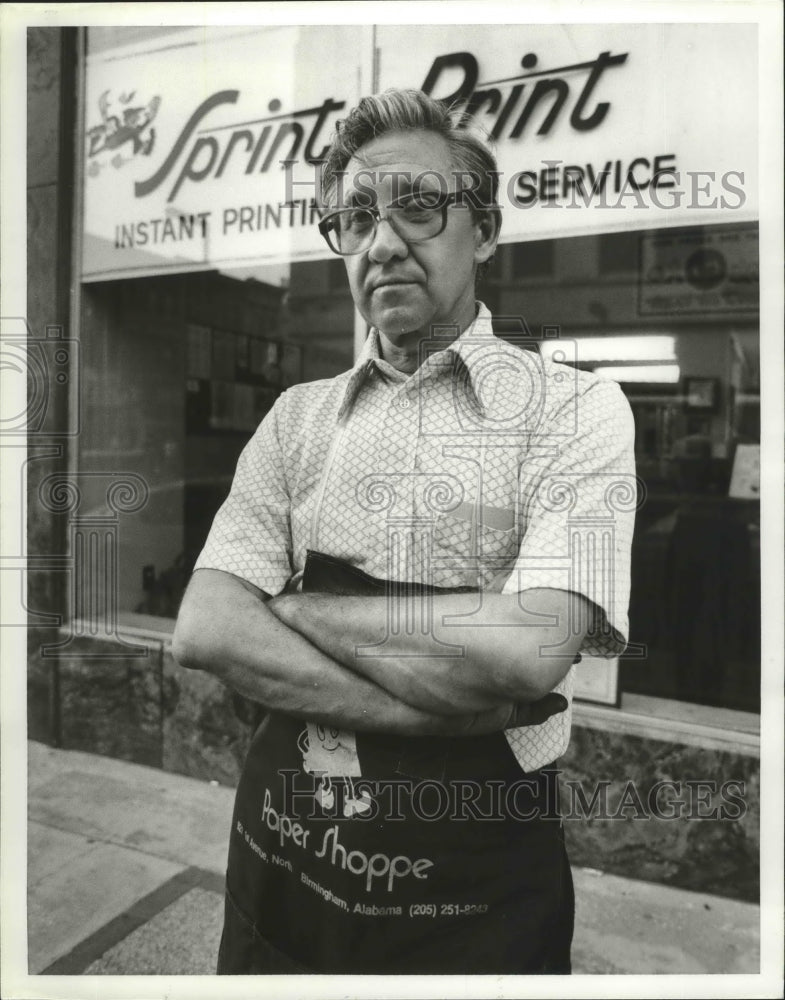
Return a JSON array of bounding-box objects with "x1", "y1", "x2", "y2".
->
[
  {"x1": 379, "y1": 23, "x2": 757, "y2": 242},
  {"x1": 82, "y1": 23, "x2": 758, "y2": 281},
  {"x1": 82, "y1": 25, "x2": 369, "y2": 280}
]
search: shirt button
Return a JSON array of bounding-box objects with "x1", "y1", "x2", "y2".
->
[{"x1": 397, "y1": 396, "x2": 411, "y2": 410}]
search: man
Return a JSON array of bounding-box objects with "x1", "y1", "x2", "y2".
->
[{"x1": 173, "y1": 88, "x2": 635, "y2": 975}]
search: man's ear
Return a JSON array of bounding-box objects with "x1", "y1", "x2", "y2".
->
[{"x1": 473, "y1": 208, "x2": 502, "y2": 265}]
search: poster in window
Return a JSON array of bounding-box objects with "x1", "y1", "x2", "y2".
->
[
  {"x1": 728, "y1": 444, "x2": 760, "y2": 499},
  {"x1": 573, "y1": 656, "x2": 620, "y2": 707},
  {"x1": 638, "y1": 225, "x2": 758, "y2": 316}
]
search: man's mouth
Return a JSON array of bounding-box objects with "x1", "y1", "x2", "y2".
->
[{"x1": 372, "y1": 279, "x2": 418, "y2": 291}]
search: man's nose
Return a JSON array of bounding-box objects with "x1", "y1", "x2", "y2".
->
[{"x1": 367, "y1": 216, "x2": 408, "y2": 263}]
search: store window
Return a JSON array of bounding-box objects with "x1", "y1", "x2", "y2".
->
[
  {"x1": 79, "y1": 26, "x2": 760, "y2": 720},
  {"x1": 80, "y1": 25, "x2": 360, "y2": 622},
  {"x1": 485, "y1": 223, "x2": 760, "y2": 713},
  {"x1": 79, "y1": 262, "x2": 354, "y2": 620}
]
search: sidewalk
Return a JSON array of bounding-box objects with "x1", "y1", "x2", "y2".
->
[{"x1": 26, "y1": 740, "x2": 760, "y2": 976}]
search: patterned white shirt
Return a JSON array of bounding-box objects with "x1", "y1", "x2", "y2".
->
[{"x1": 196, "y1": 303, "x2": 637, "y2": 770}]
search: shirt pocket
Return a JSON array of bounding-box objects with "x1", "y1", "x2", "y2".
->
[
  {"x1": 430, "y1": 509, "x2": 520, "y2": 588},
  {"x1": 476, "y1": 519, "x2": 520, "y2": 563}
]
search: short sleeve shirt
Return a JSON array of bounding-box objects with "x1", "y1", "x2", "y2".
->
[{"x1": 196, "y1": 303, "x2": 637, "y2": 770}]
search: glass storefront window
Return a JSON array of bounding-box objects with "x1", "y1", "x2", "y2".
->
[
  {"x1": 79, "y1": 261, "x2": 354, "y2": 620},
  {"x1": 78, "y1": 26, "x2": 760, "y2": 718},
  {"x1": 483, "y1": 223, "x2": 760, "y2": 713},
  {"x1": 79, "y1": 24, "x2": 364, "y2": 620},
  {"x1": 79, "y1": 221, "x2": 760, "y2": 715}
]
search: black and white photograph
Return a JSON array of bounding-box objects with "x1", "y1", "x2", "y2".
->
[{"x1": 1, "y1": 2, "x2": 782, "y2": 997}]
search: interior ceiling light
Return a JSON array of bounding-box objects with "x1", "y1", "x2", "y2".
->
[
  {"x1": 540, "y1": 335, "x2": 676, "y2": 363},
  {"x1": 593, "y1": 364, "x2": 681, "y2": 384}
]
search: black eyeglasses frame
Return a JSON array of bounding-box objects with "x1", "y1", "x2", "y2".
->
[{"x1": 317, "y1": 189, "x2": 476, "y2": 256}]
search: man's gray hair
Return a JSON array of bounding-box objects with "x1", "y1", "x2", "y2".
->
[{"x1": 320, "y1": 88, "x2": 501, "y2": 224}]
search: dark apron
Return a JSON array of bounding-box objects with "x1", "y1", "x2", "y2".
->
[{"x1": 217, "y1": 551, "x2": 574, "y2": 975}]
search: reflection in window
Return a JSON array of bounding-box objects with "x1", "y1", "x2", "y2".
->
[{"x1": 80, "y1": 261, "x2": 354, "y2": 619}]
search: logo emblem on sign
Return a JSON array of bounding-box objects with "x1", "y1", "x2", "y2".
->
[{"x1": 86, "y1": 89, "x2": 161, "y2": 176}]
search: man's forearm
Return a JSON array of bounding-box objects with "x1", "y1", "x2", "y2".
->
[
  {"x1": 270, "y1": 588, "x2": 587, "y2": 715},
  {"x1": 172, "y1": 569, "x2": 518, "y2": 736}
]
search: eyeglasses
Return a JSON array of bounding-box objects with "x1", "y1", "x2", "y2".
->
[{"x1": 318, "y1": 190, "x2": 469, "y2": 256}]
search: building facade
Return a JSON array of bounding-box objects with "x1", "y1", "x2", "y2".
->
[{"x1": 23, "y1": 24, "x2": 761, "y2": 901}]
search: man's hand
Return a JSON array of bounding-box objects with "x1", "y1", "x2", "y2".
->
[{"x1": 503, "y1": 693, "x2": 569, "y2": 729}]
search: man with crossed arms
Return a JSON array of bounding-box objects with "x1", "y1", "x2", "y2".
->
[{"x1": 174, "y1": 88, "x2": 635, "y2": 975}]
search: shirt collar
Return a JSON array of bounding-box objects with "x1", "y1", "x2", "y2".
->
[{"x1": 338, "y1": 302, "x2": 495, "y2": 420}]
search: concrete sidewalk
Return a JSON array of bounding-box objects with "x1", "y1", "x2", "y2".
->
[{"x1": 26, "y1": 740, "x2": 760, "y2": 976}]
